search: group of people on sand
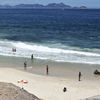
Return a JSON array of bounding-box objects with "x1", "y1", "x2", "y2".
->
[
  {"x1": 23, "y1": 53, "x2": 50, "y2": 73},
  {"x1": 24, "y1": 54, "x2": 34, "y2": 70},
  {"x1": 24, "y1": 53, "x2": 82, "y2": 81},
  {"x1": 24, "y1": 54, "x2": 49, "y2": 75},
  {"x1": 63, "y1": 72, "x2": 82, "y2": 93}
]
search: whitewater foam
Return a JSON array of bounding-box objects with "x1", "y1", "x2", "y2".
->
[
  {"x1": 11, "y1": 41, "x2": 100, "y2": 56},
  {"x1": 0, "y1": 40, "x2": 100, "y2": 64}
]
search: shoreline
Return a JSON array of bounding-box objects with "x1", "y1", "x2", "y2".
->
[{"x1": 0, "y1": 55, "x2": 100, "y2": 80}]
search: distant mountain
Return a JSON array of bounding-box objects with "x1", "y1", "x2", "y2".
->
[
  {"x1": 0, "y1": 5, "x2": 11, "y2": 8},
  {"x1": 73, "y1": 6, "x2": 87, "y2": 9},
  {"x1": 14, "y1": 4, "x2": 44, "y2": 8},
  {"x1": 13, "y1": 3, "x2": 72, "y2": 9},
  {"x1": 46, "y1": 3, "x2": 72, "y2": 9},
  {"x1": 79, "y1": 6, "x2": 87, "y2": 9},
  {"x1": 0, "y1": 3, "x2": 87, "y2": 9}
]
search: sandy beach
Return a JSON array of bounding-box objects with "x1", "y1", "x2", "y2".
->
[{"x1": 0, "y1": 56, "x2": 100, "y2": 100}]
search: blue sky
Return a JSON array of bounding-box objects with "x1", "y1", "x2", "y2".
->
[{"x1": 0, "y1": 0, "x2": 100, "y2": 8}]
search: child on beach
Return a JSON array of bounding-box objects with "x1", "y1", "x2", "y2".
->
[{"x1": 24, "y1": 61, "x2": 27, "y2": 70}]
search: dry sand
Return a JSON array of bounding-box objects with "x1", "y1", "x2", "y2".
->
[{"x1": 0, "y1": 67, "x2": 100, "y2": 100}]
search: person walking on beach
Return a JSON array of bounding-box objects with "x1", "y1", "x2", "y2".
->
[
  {"x1": 78, "y1": 72, "x2": 82, "y2": 81},
  {"x1": 24, "y1": 61, "x2": 27, "y2": 70},
  {"x1": 46, "y1": 65, "x2": 49, "y2": 75}
]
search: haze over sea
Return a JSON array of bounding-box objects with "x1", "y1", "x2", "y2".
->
[{"x1": 0, "y1": 9, "x2": 100, "y2": 64}]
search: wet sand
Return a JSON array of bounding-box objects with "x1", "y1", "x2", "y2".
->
[{"x1": 1, "y1": 55, "x2": 100, "y2": 81}]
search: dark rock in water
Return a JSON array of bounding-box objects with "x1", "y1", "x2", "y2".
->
[{"x1": 94, "y1": 69, "x2": 100, "y2": 75}]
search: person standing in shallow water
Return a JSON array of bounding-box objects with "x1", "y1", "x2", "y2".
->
[
  {"x1": 46, "y1": 65, "x2": 49, "y2": 75},
  {"x1": 31, "y1": 54, "x2": 34, "y2": 67},
  {"x1": 31, "y1": 54, "x2": 33, "y2": 60},
  {"x1": 78, "y1": 72, "x2": 82, "y2": 81}
]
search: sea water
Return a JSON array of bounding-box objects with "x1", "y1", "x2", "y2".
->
[{"x1": 0, "y1": 9, "x2": 100, "y2": 64}]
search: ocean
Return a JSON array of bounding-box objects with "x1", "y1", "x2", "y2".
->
[{"x1": 0, "y1": 9, "x2": 100, "y2": 64}]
